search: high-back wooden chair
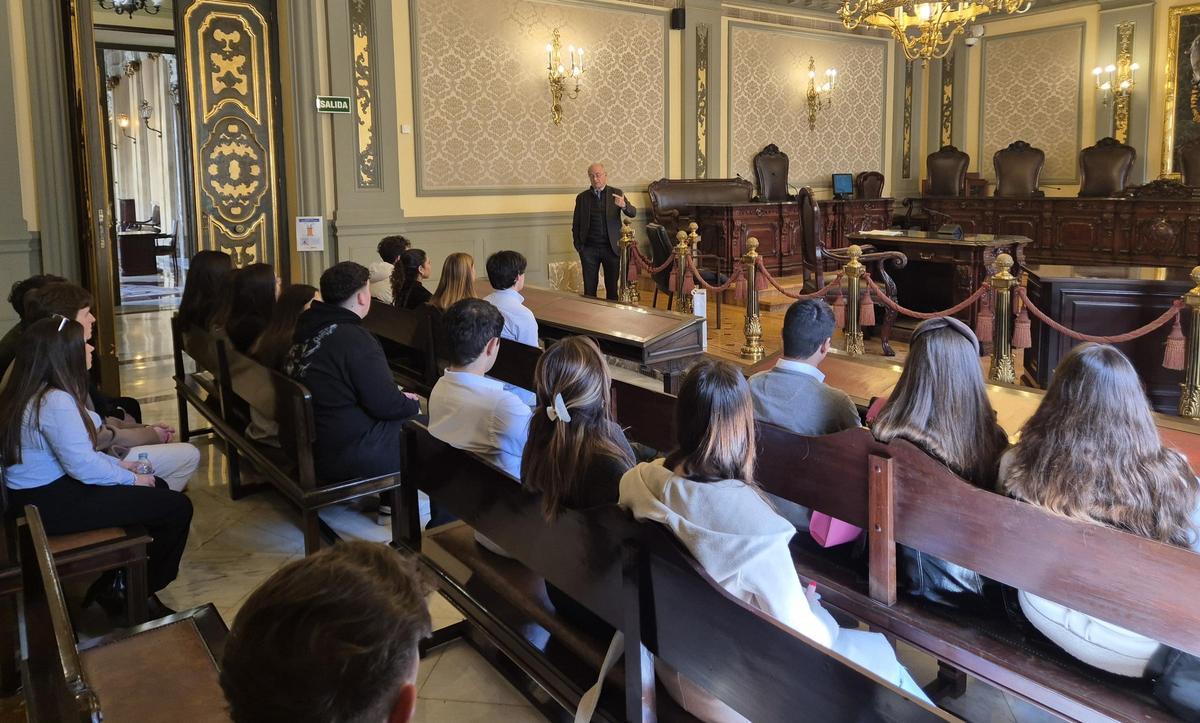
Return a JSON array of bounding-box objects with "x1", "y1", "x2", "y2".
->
[
  {"x1": 993, "y1": 140, "x2": 1045, "y2": 198},
  {"x1": 855, "y1": 171, "x2": 885, "y2": 199},
  {"x1": 1078, "y1": 137, "x2": 1135, "y2": 197},
  {"x1": 925, "y1": 146, "x2": 970, "y2": 196},
  {"x1": 753, "y1": 143, "x2": 791, "y2": 202}
]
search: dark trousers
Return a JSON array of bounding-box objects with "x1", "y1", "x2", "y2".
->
[
  {"x1": 8, "y1": 476, "x2": 193, "y2": 594},
  {"x1": 579, "y1": 243, "x2": 620, "y2": 300}
]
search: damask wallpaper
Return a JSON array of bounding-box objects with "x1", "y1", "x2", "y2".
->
[
  {"x1": 412, "y1": 0, "x2": 667, "y2": 194},
  {"x1": 980, "y1": 26, "x2": 1083, "y2": 183},
  {"x1": 728, "y1": 24, "x2": 888, "y2": 190}
]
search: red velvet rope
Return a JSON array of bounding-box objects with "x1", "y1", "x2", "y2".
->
[
  {"x1": 1014, "y1": 286, "x2": 1183, "y2": 343},
  {"x1": 863, "y1": 274, "x2": 991, "y2": 320},
  {"x1": 628, "y1": 245, "x2": 677, "y2": 274},
  {"x1": 685, "y1": 256, "x2": 745, "y2": 292},
  {"x1": 754, "y1": 257, "x2": 846, "y2": 300}
]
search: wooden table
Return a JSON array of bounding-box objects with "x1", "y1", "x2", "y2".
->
[
  {"x1": 475, "y1": 282, "x2": 705, "y2": 393},
  {"x1": 117, "y1": 231, "x2": 178, "y2": 278},
  {"x1": 1023, "y1": 264, "x2": 1193, "y2": 415},
  {"x1": 849, "y1": 230, "x2": 1031, "y2": 354}
]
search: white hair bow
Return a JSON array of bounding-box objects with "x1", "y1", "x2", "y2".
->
[{"x1": 545, "y1": 393, "x2": 572, "y2": 424}]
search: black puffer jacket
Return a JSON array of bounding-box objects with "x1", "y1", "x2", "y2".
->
[{"x1": 285, "y1": 301, "x2": 419, "y2": 483}]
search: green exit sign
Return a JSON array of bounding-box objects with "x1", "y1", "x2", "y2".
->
[{"x1": 315, "y1": 96, "x2": 351, "y2": 114}]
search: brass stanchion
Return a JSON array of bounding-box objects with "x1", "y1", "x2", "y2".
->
[
  {"x1": 987, "y1": 253, "x2": 1016, "y2": 384},
  {"x1": 617, "y1": 219, "x2": 639, "y2": 305},
  {"x1": 1179, "y1": 266, "x2": 1200, "y2": 418},
  {"x1": 843, "y1": 245, "x2": 865, "y2": 355},
  {"x1": 674, "y1": 230, "x2": 693, "y2": 314},
  {"x1": 741, "y1": 237, "x2": 764, "y2": 361}
]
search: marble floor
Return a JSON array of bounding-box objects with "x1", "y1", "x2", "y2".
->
[{"x1": 0, "y1": 303, "x2": 1053, "y2": 722}]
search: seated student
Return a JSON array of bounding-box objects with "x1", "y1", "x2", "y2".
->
[
  {"x1": 428, "y1": 252, "x2": 477, "y2": 312},
  {"x1": 749, "y1": 298, "x2": 859, "y2": 435},
  {"x1": 244, "y1": 284, "x2": 318, "y2": 446},
  {"x1": 483, "y1": 250, "x2": 538, "y2": 347},
  {"x1": 220, "y1": 542, "x2": 431, "y2": 723},
  {"x1": 1001, "y1": 343, "x2": 1200, "y2": 678},
  {"x1": 23, "y1": 284, "x2": 200, "y2": 491},
  {"x1": 0, "y1": 273, "x2": 66, "y2": 379},
  {"x1": 217, "y1": 263, "x2": 280, "y2": 354},
  {"x1": 428, "y1": 298, "x2": 532, "y2": 480},
  {"x1": 871, "y1": 317, "x2": 1009, "y2": 611},
  {"x1": 390, "y1": 248, "x2": 433, "y2": 310},
  {"x1": 178, "y1": 249, "x2": 234, "y2": 332},
  {"x1": 0, "y1": 317, "x2": 192, "y2": 618},
  {"x1": 522, "y1": 336, "x2": 635, "y2": 634},
  {"x1": 620, "y1": 360, "x2": 931, "y2": 721},
  {"x1": 285, "y1": 262, "x2": 420, "y2": 485},
  {"x1": 369, "y1": 234, "x2": 409, "y2": 304}
]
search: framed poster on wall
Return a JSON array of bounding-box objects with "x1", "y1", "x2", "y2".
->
[{"x1": 1162, "y1": 4, "x2": 1200, "y2": 179}]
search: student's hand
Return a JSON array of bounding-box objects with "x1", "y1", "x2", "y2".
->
[
  {"x1": 119, "y1": 459, "x2": 141, "y2": 472},
  {"x1": 403, "y1": 392, "x2": 421, "y2": 402},
  {"x1": 153, "y1": 425, "x2": 173, "y2": 443},
  {"x1": 133, "y1": 474, "x2": 157, "y2": 487}
]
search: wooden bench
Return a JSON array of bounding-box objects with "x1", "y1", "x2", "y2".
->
[
  {"x1": 361, "y1": 301, "x2": 438, "y2": 397},
  {"x1": 214, "y1": 339, "x2": 405, "y2": 554},
  {"x1": 754, "y1": 423, "x2": 1200, "y2": 722},
  {"x1": 402, "y1": 424, "x2": 944, "y2": 721},
  {"x1": 18, "y1": 505, "x2": 228, "y2": 722},
  {"x1": 170, "y1": 315, "x2": 221, "y2": 443}
]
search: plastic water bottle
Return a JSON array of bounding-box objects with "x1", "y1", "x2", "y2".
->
[{"x1": 134, "y1": 452, "x2": 153, "y2": 476}]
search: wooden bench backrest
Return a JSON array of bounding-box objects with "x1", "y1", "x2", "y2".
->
[
  {"x1": 177, "y1": 320, "x2": 221, "y2": 378},
  {"x1": 610, "y1": 380, "x2": 676, "y2": 455},
  {"x1": 19, "y1": 505, "x2": 101, "y2": 722},
  {"x1": 362, "y1": 302, "x2": 437, "y2": 393},
  {"x1": 216, "y1": 340, "x2": 320, "y2": 490},
  {"x1": 635, "y1": 527, "x2": 950, "y2": 722},
  {"x1": 486, "y1": 338, "x2": 542, "y2": 392}
]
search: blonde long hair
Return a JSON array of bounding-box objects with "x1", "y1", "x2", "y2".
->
[
  {"x1": 1003, "y1": 343, "x2": 1199, "y2": 547},
  {"x1": 429, "y1": 253, "x2": 477, "y2": 311},
  {"x1": 666, "y1": 359, "x2": 757, "y2": 485},
  {"x1": 521, "y1": 336, "x2": 635, "y2": 519},
  {"x1": 872, "y1": 318, "x2": 1008, "y2": 489}
]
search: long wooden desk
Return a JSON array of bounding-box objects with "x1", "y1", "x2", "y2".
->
[
  {"x1": 919, "y1": 193, "x2": 1200, "y2": 269},
  {"x1": 475, "y1": 282, "x2": 705, "y2": 393}
]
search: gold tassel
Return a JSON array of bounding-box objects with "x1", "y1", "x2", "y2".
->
[
  {"x1": 1011, "y1": 306, "x2": 1031, "y2": 349},
  {"x1": 859, "y1": 289, "x2": 875, "y2": 327},
  {"x1": 832, "y1": 292, "x2": 846, "y2": 330},
  {"x1": 1164, "y1": 313, "x2": 1186, "y2": 370}
]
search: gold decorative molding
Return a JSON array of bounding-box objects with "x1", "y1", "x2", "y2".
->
[
  {"x1": 350, "y1": 0, "x2": 378, "y2": 188},
  {"x1": 1161, "y1": 4, "x2": 1200, "y2": 178},
  {"x1": 696, "y1": 22, "x2": 709, "y2": 179},
  {"x1": 902, "y1": 60, "x2": 913, "y2": 177},
  {"x1": 940, "y1": 49, "x2": 954, "y2": 147},
  {"x1": 1112, "y1": 21, "x2": 1134, "y2": 145}
]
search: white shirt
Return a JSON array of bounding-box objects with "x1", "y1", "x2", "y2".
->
[
  {"x1": 428, "y1": 371, "x2": 533, "y2": 479},
  {"x1": 774, "y1": 358, "x2": 825, "y2": 383},
  {"x1": 368, "y1": 261, "x2": 394, "y2": 304},
  {"x1": 484, "y1": 288, "x2": 539, "y2": 348}
]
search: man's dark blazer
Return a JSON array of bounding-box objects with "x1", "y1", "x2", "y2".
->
[{"x1": 571, "y1": 186, "x2": 637, "y2": 255}]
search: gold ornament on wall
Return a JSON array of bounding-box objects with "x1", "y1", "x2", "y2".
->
[
  {"x1": 805, "y1": 56, "x2": 837, "y2": 131},
  {"x1": 546, "y1": 28, "x2": 584, "y2": 126},
  {"x1": 838, "y1": 0, "x2": 1031, "y2": 62},
  {"x1": 1093, "y1": 22, "x2": 1136, "y2": 144}
]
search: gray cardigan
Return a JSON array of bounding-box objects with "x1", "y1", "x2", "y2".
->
[{"x1": 748, "y1": 364, "x2": 861, "y2": 436}]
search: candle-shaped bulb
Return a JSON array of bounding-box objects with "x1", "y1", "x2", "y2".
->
[
  {"x1": 1092, "y1": 66, "x2": 1102, "y2": 76},
  {"x1": 1130, "y1": 62, "x2": 1140, "y2": 72},
  {"x1": 1105, "y1": 64, "x2": 1116, "y2": 73}
]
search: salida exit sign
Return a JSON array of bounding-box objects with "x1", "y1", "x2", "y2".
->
[{"x1": 315, "y1": 96, "x2": 351, "y2": 114}]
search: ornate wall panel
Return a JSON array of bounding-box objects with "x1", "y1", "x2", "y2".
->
[
  {"x1": 980, "y1": 25, "x2": 1083, "y2": 183},
  {"x1": 696, "y1": 23, "x2": 709, "y2": 179},
  {"x1": 412, "y1": 0, "x2": 667, "y2": 194},
  {"x1": 902, "y1": 60, "x2": 913, "y2": 178},
  {"x1": 728, "y1": 24, "x2": 888, "y2": 189},
  {"x1": 350, "y1": 0, "x2": 379, "y2": 188},
  {"x1": 179, "y1": 0, "x2": 286, "y2": 268},
  {"x1": 939, "y1": 50, "x2": 954, "y2": 147}
]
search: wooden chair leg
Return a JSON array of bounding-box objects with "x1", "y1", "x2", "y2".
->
[
  {"x1": 177, "y1": 392, "x2": 191, "y2": 442},
  {"x1": 126, "y1": 559, "x2": 149, "y2": 625},
  {"x1": 226, "y1": 444, "x2": 244, "y2": 501},
  {"x1": 667, "y1": 291, "x2": 674, "y2": 311},
  {"x1": 0, "y1": 595, "x2": 19, "y2": 696},
  {"x1": 923, "y1": 662, "x2": 968, "y2": 701},
  {"x1": 652, "y1": 287, "x2": 659, "y2": 309},
  {"x1": 302, "y1": 510, "x2": 323, "y2": 556}
]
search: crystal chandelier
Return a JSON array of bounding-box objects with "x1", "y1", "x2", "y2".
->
[
  {"x1": 838, "y1": 0, "x2": 1032, "y2": 62},
  {"x1": 97, "y1": 0, "x2": 164, "y2": 19}
]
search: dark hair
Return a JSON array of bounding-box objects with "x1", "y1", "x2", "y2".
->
[
  {"x1": 377, "y1": 235, "x2": 410, "y2": 264},
  {"x1": 485, "y1": 250, "x2": 527, "y2": 290},
  {"x1": 390, "y1": 249, "x2": 428, "y2": 309},
  {"x1": 9, "y1": 274, "x2": 66, "y2": 319},
  {"x1": 0, "y1": 317, "x2": 96, "y2": 466},
  {"x1": 217, "y1": 263, "x2": 278, "y2": 343},
  {"x1": 522, "y1": 337, "x2": 634, "y2": 519},
  {"x1": 320, "y1": 262, "x2": 370, "y2": 307},
  {"x1": 179, "y1": 250, "x2": 234, "y2": 331},
  {"x1": 443, "y1": 298, "x2": 503, "y2": 367},
  {"x1": 666, "y1": 359, "x2": 757, "y2": 485},
  {"x1": 220, "y1": 542, "x2": 432, "y2": 723},
  {"x1": 22, "y1": 283, "x2": 93, "y2": 326},
  {"x1": 251, "y1": 284, "x2": 318, "y2": 371},
  {"x1": 782, "y1": 299, "x2": 835, "y2": 359}
]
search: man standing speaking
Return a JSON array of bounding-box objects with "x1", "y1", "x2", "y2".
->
[{"x1": 571, "y1": 163, "x2": 636, "y2": 300}]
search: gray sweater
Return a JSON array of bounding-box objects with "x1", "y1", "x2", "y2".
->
[{"x1": 748, "y1": 363, "x2": 860, "y2": 436}]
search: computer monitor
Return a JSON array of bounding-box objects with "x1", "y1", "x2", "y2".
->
[{"x1": 831, "y1": 173, "x2": 854, "y2": 198}]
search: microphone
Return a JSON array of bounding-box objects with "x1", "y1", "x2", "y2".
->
[{"x1": 924, "y1": 206, "x2": 955, "y2": 223}]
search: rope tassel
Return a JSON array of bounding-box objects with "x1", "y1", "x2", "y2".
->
[
  {"x1": 974, "y1": 289, "x2": 994, "y2": 343},
  {"x1": 832, "y1": 292, "x2": 846, "y2": 330},
  {"x1": 1164, "y1": 313, "x2": 1186, "y2": 371},
  {"x1": 1011, "y1": 305, "x2": 1032, "y2": 349},
  {"x1": 859, "y1": 287, "x2": 876, "y2": 327}
]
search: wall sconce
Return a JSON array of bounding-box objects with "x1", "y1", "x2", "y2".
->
[
  {"x1": 117, "y1": 113, "x2": 137, "y2": 144},
  {"x1": 805, "y1": 56, "x2": 837, "y2": 131},
  {"x1": 546, "y1": 29, "x2": 584, "y2": 126},
  {"x1": 1093, "y1": 58, "x2": 1138, "y2": 142},
  {"x1": 139, "y1": 99, "x2": 162, "y2": 138}
]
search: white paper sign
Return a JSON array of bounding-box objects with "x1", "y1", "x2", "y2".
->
[{"x1": 296, "y1": 216, "x2": 324, "y2": 251}]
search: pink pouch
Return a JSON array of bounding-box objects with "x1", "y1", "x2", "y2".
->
[{"x1": 809, "y1": 511, "x2": 863, "y2": 548}]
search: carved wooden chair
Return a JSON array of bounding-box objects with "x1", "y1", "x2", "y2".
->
[
  {"x1": 1078, "y1": 137, "x2": 1135, "y2": 197},
  {"x1": 854, "y1": 171, "x2": 885, "y2": 199},
  {"x1": 753, "y1": 144, "x2": 791, "y2": 202},
  {"x1": 925, "y1": 145, "x2": 970, "y2": 196},
  {"x1": 993, "y1": 140, "x2": 1045, "y2": 197}
]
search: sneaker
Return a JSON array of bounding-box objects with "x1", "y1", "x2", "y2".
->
[{"x1": 376, "y1": 504, "x2": 392, "y2": 526}]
